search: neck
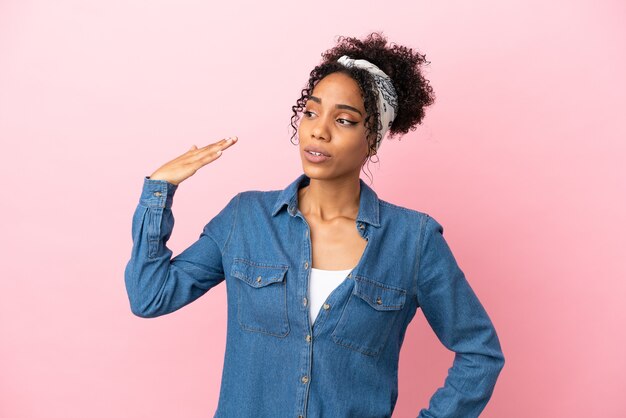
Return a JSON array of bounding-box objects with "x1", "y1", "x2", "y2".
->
[{"x1": 298, "y1": 175, "x2": 360, "y2": 222}]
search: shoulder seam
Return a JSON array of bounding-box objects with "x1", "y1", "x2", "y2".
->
[
  {"x1": 222, "y1": 192, "x2": 241, "y2": 254},
  {"x1": 378, "y1": 199, "x2": 427, "y2": 216},
  {"x1": 414, "y1": 214, "x2": 432, "y2": 304}
]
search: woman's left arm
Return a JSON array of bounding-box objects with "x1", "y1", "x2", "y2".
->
[{"x1": 415, "y1": 215, "x2": 505, "y2": 418}]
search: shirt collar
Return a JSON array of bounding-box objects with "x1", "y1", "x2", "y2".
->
[{"x1": 271, "y1": 173, "x2": 381, "y2": 227}]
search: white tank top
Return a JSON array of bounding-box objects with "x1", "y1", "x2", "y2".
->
[{"x1": 308, "y1": 267, "x2": 355, "y2": 325}]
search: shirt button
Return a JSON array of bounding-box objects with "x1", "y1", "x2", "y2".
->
[
  {"x1": 376, "y1": 296, "x2": 382, "y2": 305},
  {"x1": 153, "y1": 191, "x2": 162, "y2": 197},
  {"x1": 256, "y1": 276, "x2": 262, "y2": 283},
  {"x1": 359, "y1": 223, "x2": 364, "y2": 229},
  {"x1": 304, "y1": 261, "x2": 309, "y2": 269},
  {"x1": 305, "y1": 334, "x2": 311, "y2": 342},
  {"x1": 302, "y1": 297, "x2": 307, "y2": 306},
  {"x1": 348, "y1": 273, "x2": 352, "y2": 278},
  {"x1": 301, "y1": 375, "x2": 309, "y2": 383},
  {"x1": 322, "y1": 303, "x2": 330, "y2": 310}
]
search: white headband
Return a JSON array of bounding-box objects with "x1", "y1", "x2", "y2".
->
[{"x1": 337, "y1": 55, "x2": 398, "y2": 151}]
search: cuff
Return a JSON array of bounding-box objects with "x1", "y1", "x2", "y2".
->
[{"x1": 139, "y1": 175, "x2": 179, "y2": 209}]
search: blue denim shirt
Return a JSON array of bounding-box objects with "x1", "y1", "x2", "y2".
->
[{"x1": 125, "y1": 173, "x2": 505, "y2": 418}]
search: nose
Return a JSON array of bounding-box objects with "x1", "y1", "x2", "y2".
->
[{"x1": 310, "y1": 116, "x2": 330, "y2": 141}]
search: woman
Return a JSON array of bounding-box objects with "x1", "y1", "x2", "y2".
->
[{"x1": 125, "y1": 32, "x2": 505, "y2": 418}]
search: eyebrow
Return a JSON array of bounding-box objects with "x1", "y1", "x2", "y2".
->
[{"x1": 308, "y1": 95, "x2": 363, "y2": 116}]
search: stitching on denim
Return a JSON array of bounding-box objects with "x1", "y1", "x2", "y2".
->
[
  {"x1": 231, "y1": 268, "x2": 287, "y2": 286},
  {"x1": 222, "y1": 192, "x2": 241, "y2": 254},
  {"x1": 353, "y1": 276, "x2": 406, "y2": 309},
  {"x1": 354, "y1": 275, "x2": 407, "y2": 293},
  {"x1": 235, "y1": 269, "x2": 290, "y2": 338},
  {"x1": 331, "y1": 334, "x2": 378, "y2": 356},
  {"x1": 378, "y1": 199, "x2": 427, "y2": 216},
  {"x1": 203, "y1": 192, "x2": 241, "y2": 255},
  {"x1": 330, "y1": 294, "x2": 381, "y2": 357},
  {"x1": 232, "y1": 257, "x2": 289, "y2": 269},
  {"x1": 415, "y1": 215, "x2": 431, "y2": 306}
]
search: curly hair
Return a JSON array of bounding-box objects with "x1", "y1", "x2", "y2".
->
[{"x1": 289, "y1": 31, "x2": 436, "y2": 182}]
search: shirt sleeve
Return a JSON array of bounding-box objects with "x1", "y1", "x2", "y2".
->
[
  {"x1": 416, "y1": 215, "x2": 505, "y2": 418},
  {"x1": 124, "y1": 176, "x2": 240, "y2": 318}
]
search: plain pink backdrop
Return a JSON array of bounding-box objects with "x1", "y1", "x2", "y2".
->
[{"x1": 1, "y1": 0, "x2": 624, "y2": 417}]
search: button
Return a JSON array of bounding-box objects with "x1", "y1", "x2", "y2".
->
[
  {"x1": 302, "y1": 297, "x2": 307, "y2": 306},
  {"x1": 348, "y1": 273, "x2": 352, "y2": 278},
  {"x1": 359, "y1": 223, "x2": 364, "y2": 229},
  {"x1": 153, "y1": 191, "x2": 162, "y2": 197},
  {"x1": 304, "y1": 261, "x2": 309, "y2": 269},
  {"x1": 322, "y1": 303, "x2": 330, "y2": 310},
  {"x1": 376, "y1": 296, "x2": 382, "y2": 305},
  {"x1": 256, "y1": 276, "x2": 262, "y2": 283},
  {"x1": 301, "y1": 375, "x2": 309, "y2": 383},
  {"x1": 305, "y1": 334, "x2": 311, "y2": 342}
]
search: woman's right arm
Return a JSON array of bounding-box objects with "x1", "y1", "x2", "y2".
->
[{"x1": 124, "y1": 136, "x2": 239, "y2": 318}]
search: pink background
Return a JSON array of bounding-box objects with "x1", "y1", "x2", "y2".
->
[{"x1": 1, "y1": 0, "x2": 624, "y2": 417}]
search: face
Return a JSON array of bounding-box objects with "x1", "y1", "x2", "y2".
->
[{"x1": 298, "y1": 71, "x2": 371, "y2": 181}]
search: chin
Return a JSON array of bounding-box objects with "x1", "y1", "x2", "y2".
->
[{"x1": 301, "y1": 165, "x2": 325, "y2": 179}]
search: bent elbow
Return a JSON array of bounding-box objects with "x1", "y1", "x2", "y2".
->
[
  {"x1": 128, "y1": 299, "x2": 159, "y2": 318},
  {"x1": 130, "y1": 304, "x2": 156, "y2": 318},
  {"x1": 127, "y1": 293, "x2": 172, "y2": 318},
  {"x1": 487, "y1": 350, "x2": 506, "y2": 381}
]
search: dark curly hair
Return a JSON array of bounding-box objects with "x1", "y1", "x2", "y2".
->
[{"x1": 289, "y1": 31, "x2": 436, "y2": 182}]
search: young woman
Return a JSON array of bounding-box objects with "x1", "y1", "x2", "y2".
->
[{"x1": 125, "y1": 32, "x2": 505, "y2": 418}]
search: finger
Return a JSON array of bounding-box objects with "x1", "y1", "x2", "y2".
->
[
  {"x1": 193, "y1": 147, "x2": 225, "y2": 169},
  {"x1": 186, "y1": 136, "x2": 237, "y2": 166},
  {"x1": 196, "y1": 136, "x2": 238, "y2": 155},
  {"x1": 198, "y1": 136, "x2": 234, "y2": 151},
  {"x1": 218, "y1": 136, "x2": 238, "y2": 150}
]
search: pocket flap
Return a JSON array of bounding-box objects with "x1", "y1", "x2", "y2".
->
[
  {"x1": 231, "y1": 258, "x2": 288, "y2": 288},
  {"x1": 354, "y1": 276, "x2": 406, "y2": 311}
]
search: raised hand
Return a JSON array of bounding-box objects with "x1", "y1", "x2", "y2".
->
[{"x1": 148, "y1": 136, "x2": 238, "y2": 186}]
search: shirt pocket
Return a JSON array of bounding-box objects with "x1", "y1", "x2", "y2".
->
[
  {"x1": 230, "y1": 257, "x2": 290, "y2": 337},
  {"x1": 331, "y1": 275, "x2": 407, "y2": 356}
]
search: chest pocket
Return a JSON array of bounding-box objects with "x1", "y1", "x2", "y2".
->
[
  {"x1": 231, "y1": 258, "x2": 290, "y2": 337},
  {"x1": 331, "y1": 275, "x2": 406, "y2": 356}
]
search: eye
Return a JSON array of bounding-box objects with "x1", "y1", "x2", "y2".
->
[
  {"x1": 338, "y1": 118, "x2": 357, "y2": 126},
  {"x1": 303, "y1": 110, "x2": 357, "y2": 126}
]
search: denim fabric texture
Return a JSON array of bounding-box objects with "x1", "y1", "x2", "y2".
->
[{"x1": 125, "y1": 173, "x2": 505, "y2": 418}]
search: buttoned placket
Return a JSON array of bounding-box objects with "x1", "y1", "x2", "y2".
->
[
  {"x1": 287, "y1": 199, "x2": 367, "y2": 418},
  {"x1": 286, "y1": 201, "x2": 312, "y2": 418}
]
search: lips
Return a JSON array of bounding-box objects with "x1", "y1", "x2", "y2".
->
[
  {"x1": 304, "y1": 146, "x2": 331, "y2": 157},
  {"x1": 303, "y1": 149, "x2": 331, "y2": 164}
]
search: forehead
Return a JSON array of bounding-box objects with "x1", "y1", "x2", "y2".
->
[{"x1": 310, "y1": 72, "x2": 364, "y2": 107}]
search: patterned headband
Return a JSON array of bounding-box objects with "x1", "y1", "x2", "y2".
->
[{"x1": 337, "y1": 55, "x2": 398, "y2": 151}]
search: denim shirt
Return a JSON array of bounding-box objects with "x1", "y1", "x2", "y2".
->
[{"x1": 125, "y1": 173, "x2": 505, "y2": 418}]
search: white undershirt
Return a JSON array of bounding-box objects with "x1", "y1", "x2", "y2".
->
[{"x1": 308, "y1": 267, "x2": 355, "y2": 325}]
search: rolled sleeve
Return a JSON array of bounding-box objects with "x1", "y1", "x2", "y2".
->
[{"x1": 416, "y1": 215, "x2": 505, "y2": 418}]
